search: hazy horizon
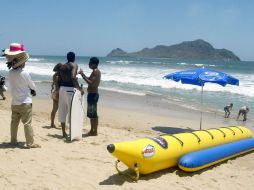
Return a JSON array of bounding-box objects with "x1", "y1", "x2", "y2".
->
[{"x1": 29, "y1": 38, "x2": 253, "y2": 62}]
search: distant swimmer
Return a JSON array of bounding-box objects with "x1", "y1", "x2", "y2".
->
[
  {"x1": 237, "y1": 106, "x2": 249, "y2": 121},
  {"x1": 224, "y1": 103, "x2": 233, "y2": 118}
]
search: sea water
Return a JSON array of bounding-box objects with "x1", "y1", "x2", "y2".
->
[{"x1": 0, "y1": 56, "x2": 253, "y2": 119}]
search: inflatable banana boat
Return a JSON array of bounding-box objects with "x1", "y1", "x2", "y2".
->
[{"x1": 107, "y1": 126, "x2": 253, "y2": 180}]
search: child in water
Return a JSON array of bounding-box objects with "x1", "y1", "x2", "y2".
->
[
  {"x1": 224, "y1": 103, "x2": 233, "y2": 118},
  {"x1": 237, "y1": 106, "x2": 249, "y2": 121}
]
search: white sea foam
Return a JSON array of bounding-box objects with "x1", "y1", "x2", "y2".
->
[
  {"x1": 2, "y1": 59, "x2": 253, "y2": 98},
  {"x1": 106, "y1": 60, "x2": 132, "y2": 65},
  {"x1": 29, "y1": 58, "x2": 44, "y2": 62},
  {"x1": 0, "y1": 59, "x2": 55, "y2": 73},
  {"x1": 0, "y1": 60, "x2": 9, "y2": 71},
  {"x1": 161, "y1": 77, "x2": 254, "y2": 97},
  {"x1": 177, "y1": 62, "x2": 188, "y2": 65},
  {"x1": 194, "y1": 64, "x2": 204, "y2": 67},
  {"x1": 1, "y1": 57, "x2": 253, "y2": 100},
  {"x1": 25, "y1": 65, "x2": 54, "y2": 76},
  {"x1": 100, "y1": 87, "x2": 145, "y2": 96},
  {"x1": 101, "y1": 64, "x2": 254, "y2": 98}
]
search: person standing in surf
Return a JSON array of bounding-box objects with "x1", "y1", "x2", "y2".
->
[
  {"x1": 58, "y1": 52, "x2": 84, "y2": 139},
  {"x1": 79, "y1": 57, "x2": 101, "y2": 136},
  {"x1": 237, "y1": 106, "x2": 249, "y2": 121},
  {"x1": 224, "y1": 103, "x2": 233, "y2": 118},
  {"x1": 50, "y1": 63, "x2": 62, "y2": 128}
]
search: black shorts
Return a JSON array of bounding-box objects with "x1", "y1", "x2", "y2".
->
[
  {"x1": 87, "y1": 93, "x2": 99, "y2": 118},
  {"x1": 224, "y1": 107, "x2": 229, "y2": 112}
]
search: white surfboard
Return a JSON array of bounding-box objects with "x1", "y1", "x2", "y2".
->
[{"x1": 69, "y1": 88, "x2": 85, "y2": 141}]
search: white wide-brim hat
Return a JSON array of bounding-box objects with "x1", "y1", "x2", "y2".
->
[{"x1": 3, "y1": 43, "x2": 26, "y2": 55}]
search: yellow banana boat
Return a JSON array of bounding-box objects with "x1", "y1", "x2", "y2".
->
[{"x1": 107, "y1": 126, "x2": 252, "y2": 180}]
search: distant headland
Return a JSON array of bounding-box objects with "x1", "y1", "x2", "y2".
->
[{"x1": 107, "y1": 39, "x2": 240, "y2": 61}]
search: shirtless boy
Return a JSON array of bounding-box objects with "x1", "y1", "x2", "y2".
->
[{"x1": 79, "y1": 57, "x2": 101, "y2": 136}]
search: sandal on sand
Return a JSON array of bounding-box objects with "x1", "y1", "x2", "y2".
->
[{"x1": 27, "y1": 144, "x2": 41, "y2": 148}]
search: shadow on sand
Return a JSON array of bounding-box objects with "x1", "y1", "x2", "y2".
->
[
  {"x1": 99, "y1": 167, "x2": 179, "y2": 185},
  {"x1": 152, "y1": 126, "x2": 194, "y2": 134},
  {"x1": 0, "y1": 142, "x2": 27, "y2": 149},
  {"x1": 42, "y1": 125, "x2": 61, "y2": 130},
  {"x1": 100, "y1": 146, "x2": 254, "y2": 185},
  {"x1": 46, "y1": 134, "x2": 71, "y2": 143}
]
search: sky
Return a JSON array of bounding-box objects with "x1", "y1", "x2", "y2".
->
[{"x1": 0, "y1": 0, "x2": 254, "y2": 60}]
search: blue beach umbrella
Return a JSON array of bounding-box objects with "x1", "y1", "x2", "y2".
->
[{"x1": 164, "y1": 67, "x2": 239, "y2": 129}]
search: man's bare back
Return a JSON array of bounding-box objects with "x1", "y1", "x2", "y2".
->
[{"x1": 59, "y1": 62, "x2": 83, "y2": 94}]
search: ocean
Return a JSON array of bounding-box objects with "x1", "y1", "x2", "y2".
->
[{"x1": 0, "y1": 56, "x2": 253, "y2": 119}]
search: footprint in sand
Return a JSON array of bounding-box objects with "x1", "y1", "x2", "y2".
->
[{"x1": 90, "y1": 142, "x2": 100, "y2": 145}]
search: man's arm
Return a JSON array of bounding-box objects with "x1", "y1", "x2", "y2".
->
[
  {"x1": 79, "y1": 68, "x2": 94, "y2": 85},
  {"x1": 70, "y1": 63, "x2": 84, "y2": 94}
]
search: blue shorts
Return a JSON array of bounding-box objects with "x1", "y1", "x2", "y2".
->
[{"x1": 87, "y1": 93, "x2": 99, "y2": 118}]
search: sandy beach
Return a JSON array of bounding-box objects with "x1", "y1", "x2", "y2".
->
[{"x1": 0, "y1": 89, "x2": 254, "y2": 190}]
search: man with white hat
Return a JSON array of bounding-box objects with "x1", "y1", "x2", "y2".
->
[{"x1": 2, "y1": 43, "x2": 41, "y2": 148}]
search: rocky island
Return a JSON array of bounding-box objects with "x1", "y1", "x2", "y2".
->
[{"x1": 107, "y1": 39, "x2": 240, "y2": 61}]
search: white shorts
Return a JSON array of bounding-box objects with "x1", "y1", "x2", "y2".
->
[{"x1": 58, "y1": 86, "x2": 74, "y2": 123}]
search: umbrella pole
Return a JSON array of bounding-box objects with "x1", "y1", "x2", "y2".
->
[{"x1": 200, "y1": 85, "x2": 204, "y2": 130}]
